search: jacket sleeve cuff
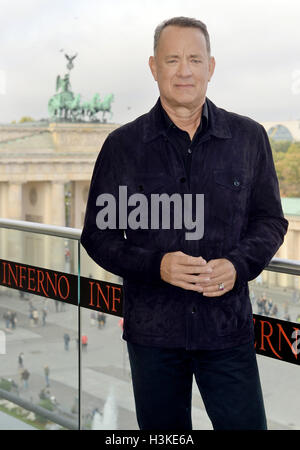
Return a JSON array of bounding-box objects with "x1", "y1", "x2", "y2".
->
[
  {"x1": 224, "y1": 254, "x2": 247, "y2": 292},
  {"x1": 142, "y1": 250, "x2": 166, "y2": 285}
]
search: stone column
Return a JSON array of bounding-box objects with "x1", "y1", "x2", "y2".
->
[
  {"x1": 51, "y1": 180, "x2": 65, "y2": 227},
  {"x1": 0, "y1": 183, "x2": 7, "y2": 260},
  {"x1": 7, "y1": 181, "x2": 23, "y2": 220},
  {"x1": 49, "y1": 180, "x2": 66, "y2": 272},
  {"x1": 6, "y1": 182, "x2": 24, "y2": 263}
]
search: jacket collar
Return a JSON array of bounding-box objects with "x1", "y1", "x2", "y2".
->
[{"x1": 142, "y1": 96, "x2": 232, "y2": 143}]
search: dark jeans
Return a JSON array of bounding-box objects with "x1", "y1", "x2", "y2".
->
[{"x1": 127, "y1": 340, "x2": 267, "y2": 430}]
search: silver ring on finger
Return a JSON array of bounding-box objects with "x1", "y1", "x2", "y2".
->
[{"x1": 218, "y1": 282, "x2": 225, "y2": 291}]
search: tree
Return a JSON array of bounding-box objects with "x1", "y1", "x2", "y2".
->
[
  {"x1": 269, "y1": 139, "x2": 291, "y2": 154},
  {"x1": 19, "y1": 116, "x2": 34, "y2": 123},
  {"x1": 275, "y1": 143, "x2": 300, "y2": 196}
]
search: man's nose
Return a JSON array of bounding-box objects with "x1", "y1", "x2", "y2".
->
[{"x1": 176, "y1": 60, "x2": 192, "y2": 77}]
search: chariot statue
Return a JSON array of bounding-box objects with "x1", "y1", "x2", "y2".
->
[{"x1": 48, "y1": 52, "x2": 114, "y2": 123}]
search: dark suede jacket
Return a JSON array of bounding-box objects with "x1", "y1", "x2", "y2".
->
[{"x1": 81, "y1": 96, "x2": 289, "y2": 350}]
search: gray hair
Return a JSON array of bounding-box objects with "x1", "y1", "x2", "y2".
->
[{"x1": 153, "y1": 16, "x2": 211, "y2": 56}]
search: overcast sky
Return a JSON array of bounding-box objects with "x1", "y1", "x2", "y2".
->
[{"x1": 1, "y1": 0, "x2": 300, "y2": 125}]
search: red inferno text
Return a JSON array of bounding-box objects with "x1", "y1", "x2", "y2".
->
[{"x1": 0, "y1": 261, "x2": 70, "y2": 300}]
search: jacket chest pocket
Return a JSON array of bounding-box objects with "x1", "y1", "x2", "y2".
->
[
  {"x1": 210, "y1": 169, "x2": 251, "y2": 226},
  {"x1": 134, "y1": 173, "x2": 171, "y2": 196},
  {"x1": 123, "y1": 173, "x2": 180, "y2": 234}
]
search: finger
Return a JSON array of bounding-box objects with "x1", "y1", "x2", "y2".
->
[
  {"x1": 206, "y1": 259, "x2": 236, "y2": 280},
  {"x1": 176, "y1": 280, "x2": 204, "y2": 293},
  {"x1": 202, "y1": 280, "x2": 233, "y2": 296},
  {"x1": 178, "y1": 254, "x2": 207, "y2": 266},
  {"x1": 181, "y1": 265, "x2": 213, "y2": 275},
  {"x1": 202, "y1": 280, "x2": 231, "y2": 293},
  {"x1": 195, "y1": 270, "x2": 232, "y2": 286},
  {"x1": 198, "y1": 274, "x2": 232, "y2": 289},
  {"x1": 180, "y1": 273, "x2": 212, "y2": 284},
  {"x1": 202, "y1": 289, "x2": 228, "y2": 297}
]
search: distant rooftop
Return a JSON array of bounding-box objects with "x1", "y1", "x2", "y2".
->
[{"x1": 281, "y1": 198, "x2": 300, "y2": 216}]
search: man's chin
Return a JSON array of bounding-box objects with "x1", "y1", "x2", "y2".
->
[{"x1": 169, "y1": 95, "x2": 199, "y2": 108}]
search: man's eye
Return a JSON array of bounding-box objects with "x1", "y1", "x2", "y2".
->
[
  {"x1": 192, "y1": 59, "x2": 202, "y2": 63},
  {"x1": 167, "y1": 60, "x2": 177, "y2": 63}
]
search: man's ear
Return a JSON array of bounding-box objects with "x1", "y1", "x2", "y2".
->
[
  {"x1": 208, "y1": 56, "x2": 216, "y2": 82},
  {"x1": 149, "y1": 55, "x2": 157, "y2": 81}
]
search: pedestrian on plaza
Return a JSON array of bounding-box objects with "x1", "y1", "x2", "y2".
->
[
  {"x1": 256, "y1": 297, "x2": 264, "y2": 315},
  {"x1": 266, "y1": 298, "x2": 273, "y2": 316},
  {"x1": 283, "y1": 302, "x2": 289, "y2": 315},
  {"x1": 63, "y1": 333, "x2": 70, "y2": 351},
  {"x1": 42, "y1": 307, "x2": 47, "y2": 326},
  {"x1": 18, "y1": 352, "x2": 24, "y2": 369},
  {"x1": 81, "y1": 16, "x2": 288, "y2": 430},
  {"x1": 82, "y1": 335, "x2": 88, "y2": 351},
  {"x1": 261, "y1": 295, "x2": 268, "y2": 315},
  {"x1": 3, "y1": 311, "x2": 11, "y2": 329},
  {"x1": 90, "y1": 311, "x2": 96, "y2": 326},
  {"x1": 32, "y1": 309, "x2": 39, "y2": 326},
  {"x1": 44, "y1": 365, "x2": 50, "y2": 387},
  {"x1": 271, "y1": 304, "x2": 279, "y2": 318},
  {"x1": 28, "y1": 300, "x2": 34, "y2": 313},
  {"x1": 28, "y1": 301, "x2": 35, "y2": 326},
  {"x1": 10, "y1": 311, "x2": 17, "y2": 329},
  {"x1": 118, "y1": 318, "x2": 124, "y2": 340},
  {"x1": 21, "y1": 368, "x2": 30, "y2": 390},
  {"x1": 29, "y1": 310, "x2": 34, "y2": 327},
  {"x1": 97, "y1": 312, "x2": 106, "y2": 329}
]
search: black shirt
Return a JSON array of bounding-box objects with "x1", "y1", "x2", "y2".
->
[{"x1": 159, "y1": 98, "x2": 209, "y2": 181}]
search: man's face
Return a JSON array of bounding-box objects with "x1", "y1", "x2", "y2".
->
[{"x1": 149, "y1": 26, "x2": 215, "y2": 109}]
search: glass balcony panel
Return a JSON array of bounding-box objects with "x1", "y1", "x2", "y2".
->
[
  {"x1": 250, "y1": 270, "x2": 300, "y2": 429},
  {"x1": 0, "y1": 228, "x2": 79, "y2": 430},
  {"x1": 0, "y1": 223, "x2": 299, "y2": 431}
]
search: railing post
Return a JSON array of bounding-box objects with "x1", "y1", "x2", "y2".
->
[{"x1": 77, "y1": 239, "x2": 82, "y2": 430}]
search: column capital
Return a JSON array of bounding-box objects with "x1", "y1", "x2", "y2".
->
[
  {"x1": 8, "y1": 180, "x2": 24, "y2": 185},
  {"x1": 51, "y1": 179, "x2": 65, "y2": 185}
]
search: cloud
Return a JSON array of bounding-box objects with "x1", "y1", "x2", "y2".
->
[{"x1": 1, "y1": 0, "x2": 300, "y2": 124}]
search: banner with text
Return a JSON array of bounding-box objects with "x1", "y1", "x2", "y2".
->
[{"x1": 0, "y1": 258, "x2": 299, "y2": 364}]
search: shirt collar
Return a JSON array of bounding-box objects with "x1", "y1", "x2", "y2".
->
[
  {"x1": 159, "y1": 97, "x2": 209, "y2": 135},
  {"x1": 142, "y1": 96, "x2": 232, "y2": 144}
]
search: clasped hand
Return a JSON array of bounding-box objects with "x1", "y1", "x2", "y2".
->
[{"x1": 160, "y1": 251, "x2": 237, "y2": 297}]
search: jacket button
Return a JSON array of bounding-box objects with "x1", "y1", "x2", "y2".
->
[
  {"x1": 192, "y1": 306, "x2": 196, "y2": 314},
  {"x1": 180, "y1": 177, "x2": 186, "y2": 183},
  {"x1": 233, "y1": 179, "x2": 240, "y2": 187},
  {"x1": 187, "y1": 148, "x2": 192, "y2": 154}
]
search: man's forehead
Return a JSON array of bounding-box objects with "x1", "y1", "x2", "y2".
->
[
  {"x1": 158, "y1": 27, "x2": 207, "y2": 52},
  {"x1": 164, "y1": 53, "x2": 204, "y2": 58},
  {"x1": 160, "y1": 26, "x2": 206, "y2": 40}
]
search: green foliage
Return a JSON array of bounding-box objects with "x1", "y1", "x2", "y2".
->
[
  {"x1": 0, "y1": 378, "x2": 12, "y2": 391},
  {"x1": 35, "y1": 398, "x2": 55, "y2": 425},
  {"x1": 19, "y1": 116, "x2": 34, "y2": 123},
  {"x1": 38, "y1": 398, "x2": 55, "y2": 412},
  {"x1": 269, "y1": 139, "x2": 291, "y2": 153},
  {"x1": 270, "y1": 140, "x2": 300, "y2": 196}
]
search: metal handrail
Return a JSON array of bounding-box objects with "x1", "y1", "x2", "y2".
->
[
  {"x1": 0, "y1": 217, "x2": 299, "y2": 276},
  {"x1": 0, "y1": 218, "x2": 81, "y2": 240}
]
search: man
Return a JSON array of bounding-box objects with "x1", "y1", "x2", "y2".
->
[{"x1": 81, "y1": 16, "x2": 288, "y2": 430}]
